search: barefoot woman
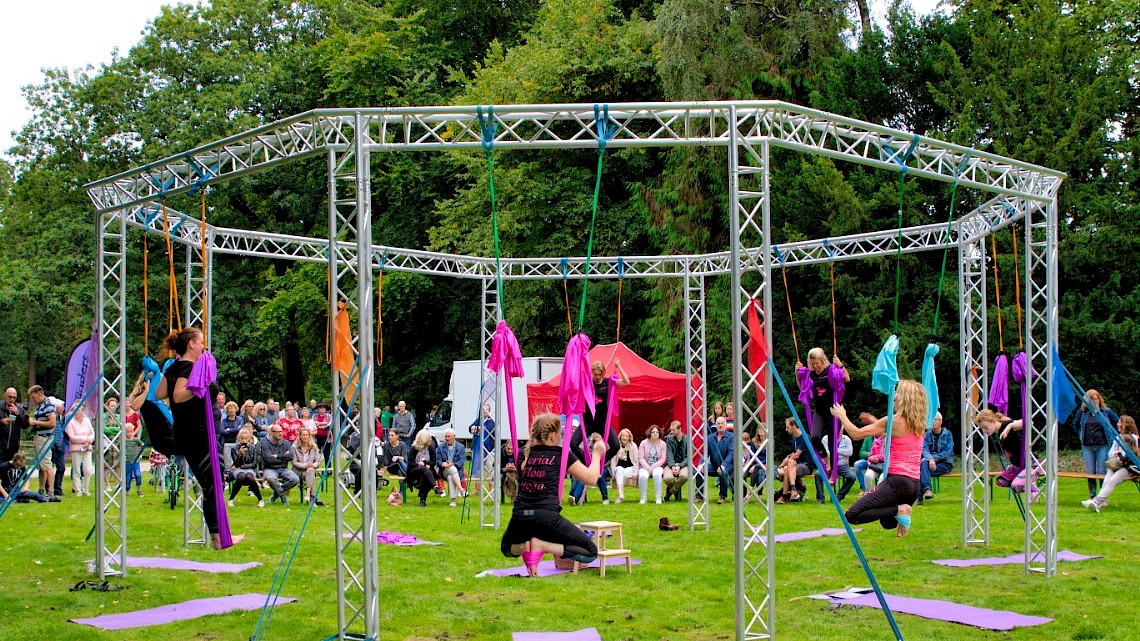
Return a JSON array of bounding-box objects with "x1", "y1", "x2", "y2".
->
[
  {"x1": 501, "y1": 413, "x2": 607, "y2": 576},
  {"x1": 150, "y1": 328, "x2": 243, "y2": 549},
  {"x1": 830, "y1": 379, "x2": 926, "y2": 537}
]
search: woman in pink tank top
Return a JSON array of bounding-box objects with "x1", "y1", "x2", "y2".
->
[{"x1": 830, "y1": 379, "x2": 927, "y2": 537}]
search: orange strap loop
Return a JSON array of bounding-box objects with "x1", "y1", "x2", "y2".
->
[
  {"x1": 990, "y1": 233, "x2": 1004, "y2": 352},
  {"x1": 161, "y1": 201, "x2": 182, "y2": 332},
  {"x1": 1010, "y1": 225, "x2": 1024, "y2": 349}
]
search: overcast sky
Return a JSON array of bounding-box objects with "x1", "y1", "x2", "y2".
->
[{"x1": 0, "y1": 0, "x2": 945, "y2": 162}]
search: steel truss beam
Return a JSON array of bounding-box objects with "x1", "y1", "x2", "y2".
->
[
  {"x1": 959, "y1": 236, "x2": 989, "y2": 545},
  {"x1": 683, "y1": 271, "x2": 709, "y2": 531},
  {"x1": 90, "y1": 100, "x2": 1064, "y2": 641},
  {"x1": 86, "y1": 103, "x2": 1063, "y2": 215},
  {"x1": 94, "y1": 211, "x2": 128, "y2": 578},
  {"x1": 729, "y1": 110, "x2": 777, "y2": 641},
  {"x1": 477, "y1": 277, "x2": 502, "y2": 529}
]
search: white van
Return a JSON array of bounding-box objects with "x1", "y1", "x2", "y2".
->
[{"x1": 427, "y1": 357, "x2": 563, "y2": 445}]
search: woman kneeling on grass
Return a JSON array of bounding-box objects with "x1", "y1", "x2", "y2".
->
[
  {"x1": 500, "y1": 413, "x2": 607, "y2": 577},
  {"x1": 830, "y1": 379, "x2": 926, "y2": 538}
]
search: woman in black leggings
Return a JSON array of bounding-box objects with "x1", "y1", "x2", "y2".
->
[
  {"x1": 153, "y1": 327, "x2": 243, "y2": 549},
  {"x1": 501, "y1": 414, "x2": 607, "y2": 576}
]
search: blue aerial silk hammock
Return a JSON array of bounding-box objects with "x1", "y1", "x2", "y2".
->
[{"x1": 872, "y1": 335, "x2": 900, "y2": 478}]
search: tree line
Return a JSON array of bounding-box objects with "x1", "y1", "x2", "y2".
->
[{"x1": 0, "y1": 0, "x2": 1135, "y2": 443}]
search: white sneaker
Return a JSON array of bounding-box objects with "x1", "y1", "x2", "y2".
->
[
  {"x1": 449, "y1": 499, "x2": 457, "y2": 507},
  {"x1": 228, "y1": 500, "x2": 235, "y2": 507},
  {"x1": 1081, "y1": 499, "x2": 1101, "y2": 513},
  {"x1": 655, "y1": 499, "x2": 662, "y2": 504},
  {"x1": 602, "y1": 500, "x2": 610, "y2": 505},
  {"x1": 639, "y1": 499, "x2": 647, "y2": 505},
  {"x1": 615, "y1": 497, "x2": 623, "y2": 504},
  {"x1": 257, "y1": 500, "x2": 265, "y2": 508}
]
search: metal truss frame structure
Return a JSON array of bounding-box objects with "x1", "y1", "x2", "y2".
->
[{"x1": 88, "y1": 101, "x2": 1063, "y2": 641}]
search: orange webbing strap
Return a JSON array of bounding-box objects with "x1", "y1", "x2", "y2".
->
[
  {"x1": 376, "y1": 270, "x2": 383, "y2": 366},
  {"x1": 200, "y1": 192, "x2": 209, "y2": 347},
  {"x1": 829, "y1": 261, "x2": 838, "y2": 356},
  {"x1": 161, "y1": 201, "x2": 182, "y2": 332},
  {"x1": 142, "y1": 234, "x2": 149, "y2": 355},
  {"x1": 615, "y1": 278, "x2": 623, "y2": 343},
  {"x1": 781, "y1": 265, "x2": 800, "y2": 364},
  {"x1": 990, "y1": 233, "x2": 1004, "y2": 352},
  {"x1": 562, "y1": 280, "x2": 573, "y2": 337},
  {"x1": 1010, "y1": 225, "x2": 1024, "y2": 349}
]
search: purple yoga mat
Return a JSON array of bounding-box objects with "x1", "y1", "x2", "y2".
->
[
  {"x1": 513, "y1": 628, "x2": 603, "y2": 641},
  {"x1": 478, "y1": 557, "x2": 642, "y2": 578},
  {"x1": 71, "y1": 593, "x2": 297, "y2": 630},
  {"x1": 342, "y1": 531, "x2": 442, "y2": 546},
  {"x1": 90, "y1": 556, "x2": 261, "y2": 573},
  {"x1": 772, "y1": 527, "x2": 862, "y2": 543},
  {"x1": 932, "y1": 549, "x2": 1101, "y2": 567},
  {"x1": 822, "y1": 591, "x2": 1051, "y2": 631}
]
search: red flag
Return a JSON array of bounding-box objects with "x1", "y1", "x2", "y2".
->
[
  {"x1": 746, "y1": 299, "x2": 767, "y2": 408},
  {"x1": 333, "y1": 301, "x2": 360, "y2": 396}
]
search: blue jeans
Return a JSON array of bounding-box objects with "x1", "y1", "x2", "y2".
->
[
  {"x1": 125, "y1": 461, "x2": 143, "y2": 489},
  {"x1": 1082, "y1": 445, "x2": 1110, "y2": 497},
  {"x1": 835, "y1": 462, "x2": 857, "y2": 500},
  {"x1": 570, "y1": 468, "x2": 609, "y2": 503},
  {"x1": 919, "y1": 459, "x2": 953, "y2": 493},
  {"x1": 853, "y1": 459, "x2": 883, "y2": 491}
]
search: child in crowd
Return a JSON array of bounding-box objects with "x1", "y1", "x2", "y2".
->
[
  {"x1": 149, "y1": 449, "x2": 169, "y2": 492},
  {"x1": 1083, "y1": 415, "x2": 1140, "y2": 512}
]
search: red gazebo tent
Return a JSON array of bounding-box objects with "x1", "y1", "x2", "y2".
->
[{"x1": 526, "y1": 342, "x2": 698, "y2": 442}]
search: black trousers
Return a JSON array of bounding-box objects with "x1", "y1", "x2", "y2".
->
[
  {"x1": 407, "y1": 464, "x2": 436, "y2": 501},
  {"x1": 228, "y1": 471, "x2": 263, "y2": 501},
  {"x1": 569, "y1": 425, "x2": 620, "y2": 463},
  {"x1": 500, "y1": 508, "x2": 598, "y2": 562},
  {"x1": 845, "y1": 474, "x2": 920, "y2": 530},
  {"x1": 180, "y1": 430, "x2": 220, "y2": 534}
]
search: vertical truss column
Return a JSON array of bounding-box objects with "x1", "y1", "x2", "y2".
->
[
  {"x1": 184, "y1": 239, "x2": 214, "y2": 342},
  {"x1": 1023, "y1": 197, "x2": 1058, "y2": 575},
  {"x1": 94, "y1": 210, "x2": 129, "y2": 578},
  {"x1": 478, "y1": 277, "x2": 502, "y2": 529},
  {"x1": 328, "y1": 113, "x2": 380, "y2": 641},
  {"x1": 959, "y1": 237, "x2": 989, "y2": 546},
  {"x1": 182, "y1": 244, "x2": 208, "y2": 546},
  {"x1": 683, "y1": 268, "x2": 708, "y2": 530},
  {"x1": 729, "y1": 106, "x2": 775, "y2": 641}
]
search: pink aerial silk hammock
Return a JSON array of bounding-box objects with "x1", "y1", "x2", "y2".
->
[
  {"x1": 186, "y1": 351, "x2": 233, "y2": 549},
  {"x1": 556, "y1": 333, "x2": 595, "y2": 498},
  {"x1": 488, "y1": 321, "x2": 524, "y2": 468}
]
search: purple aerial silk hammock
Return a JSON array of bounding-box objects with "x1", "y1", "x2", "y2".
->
[
  {"x1": 796, "y1": 363, "x2": 846, "y2": 482},
  {"x1": 488, "y1": 321, "x2": 524, "y2": 468},
  {"x1": 556, "y1": 334, "x2": 595, "y2": 498},
  {"x1": 186, "y1": 351, "x2": 233, "y2": 549},
  {"x1": 989, "y1": 354, "x2": 1010, "y2": 415},
  {"x1": 1011, "y1": 351, "x2": 1032, "y2": 473}
]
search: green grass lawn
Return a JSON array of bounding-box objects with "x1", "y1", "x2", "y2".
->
[{"x1": 2, "y1": 475, "x2": 1133, "y2": 641}]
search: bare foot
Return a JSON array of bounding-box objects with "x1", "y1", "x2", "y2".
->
[
  {"x1": 211, "y1": 533, "x2": 245, "y2": 550},
  {"x1": 896, "y1": 504, "x2": 912, "y2": 538}
]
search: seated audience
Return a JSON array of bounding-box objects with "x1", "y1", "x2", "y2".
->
[
  {"x1": 278, "y1": 405, "x2": 304, "y2": 443},
  {"x1": 743, "y1": 426, "x2": 767, "y2": 499},
  {"x1": 0, "y1": 452, "x2": 51, "y2": 503},
  {"x1": 435, "y1": 428, "x2": 467, "y2": 507},
  {"x1": 293, "y1": 428, "x2": 323, "y2": 505},
  {"x1": 611, "y1": 428, "x2": 638, "y2": 503},
  {"x1": 824, "y1": 430, "x2": 858, "y2": 501},
  {"x1": 663, "y1": 420, "x2": 689, "y2": 502},
  {"x1": 920, "y1": 411, "x2": 954, "y2": 500},
  {"x1": 260, "y1": 424, "x2": 299, "y2": 504},
  {"x1": 407, "y1": 429, "x2": 440, "y2": 507},
  {"x1": 1083, "y1": 415, "x2": 1140, "y2": 512},
  {"x1": 638, "y1": 425, "x2": 667, "y2": 504},
  {"x1": 229, "y1": 428, "x2": 264, "y2": 507}
]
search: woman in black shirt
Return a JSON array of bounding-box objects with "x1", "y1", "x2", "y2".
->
[{"x1": 500, "y1": 414, "x2": 607, "y2": 576}]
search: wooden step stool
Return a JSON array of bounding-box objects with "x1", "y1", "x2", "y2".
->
[{"x1": 574, "y1": 520, "x2": 631, "y2": 578}]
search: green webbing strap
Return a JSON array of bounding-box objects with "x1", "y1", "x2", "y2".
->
[
  {"x1": 252, "y1": 359, "x2": 361, "y2": 641},
  {"x1": 930, "y1": 153, "x2": 970, "y2": 338},
  {"x1": 888, "y1": 136, "x2": 920, "y2": 334},
  {"x1": 477, "y1": 107, "x2": 504, "y2": 318},
  {"x1": 576, "y1": 104, "x2": 615, "y2": 331}
]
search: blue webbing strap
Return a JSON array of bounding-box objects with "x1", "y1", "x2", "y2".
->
[
  {"x1": 769, "y1": 357, "x2": 905, "y2": 641},
  {"x1": 251, "y1": 358, "x2": 362, "y2": 641}
]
